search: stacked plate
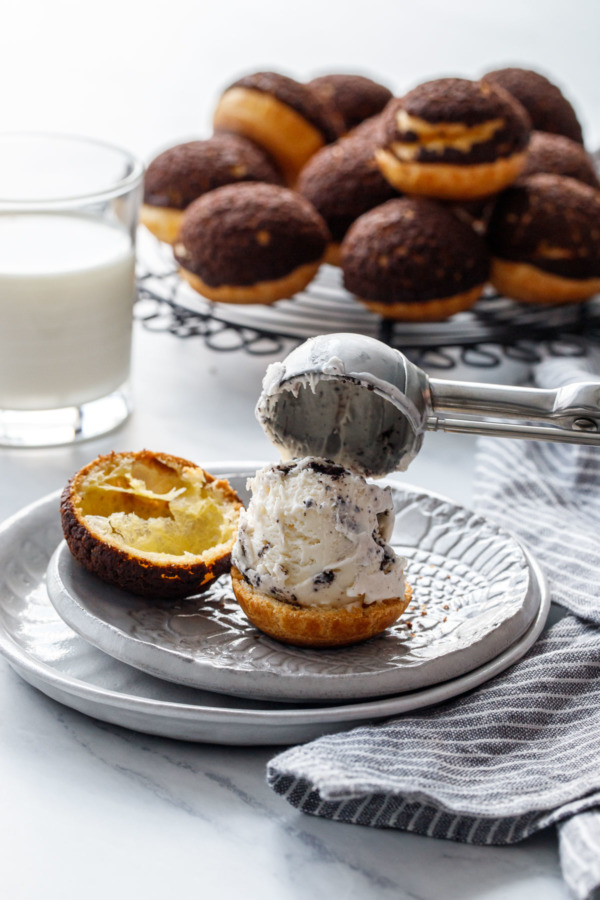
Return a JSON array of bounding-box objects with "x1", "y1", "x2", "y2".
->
[{"x1": 0, "y1": 465, "x2": 549, "y2": 745}]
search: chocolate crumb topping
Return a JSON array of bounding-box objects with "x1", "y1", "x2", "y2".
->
[
  {"x1": 297, "y1": 126, "x2": 400, "y2": 242},
  {"x1": 175, "y1": 182, "x2": 329, "y2": 287},
  {"x1": 483, "y1": 67, "x2": 583, "y2": 145},
  {"x1": 380, "y1": 78, "x2": 530, "y2": 165},
  {"x1": 228, "y1": 71, "x2": 341, "y2": 143},
  {"x1": 520, "y1": 131, "x2": 599, "y2": 189},
  {"x1": 402, "y1": 78, "x2": 517, "y2": 125},
  {"x1": 144, "y1": 134, "x2": 283, "y2": 209},
  {"x1": 341, "y1": 196, "x2": 490, "y2": 304},
  {"x1": 308, "y1": 73, "x2": 393, "y2": 132},
  {"x1": 487, "y1": 173, "x2": 600, "y2": 279}
]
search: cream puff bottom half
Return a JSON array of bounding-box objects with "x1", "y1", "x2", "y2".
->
[
  {"x1": 491, "y1": 259, "x2": 600, "y2": 303},
  {"x1": 179, "y1": 259, "x2": 323, "y2": 305},
  {"x1": 375, "y1": 148, "x2": 528, "y2": 200},
  {"x1": 359, "y1": 283, "x2": 484, "y2": 321},
  {"x1": 231, "y1": 566, "x2": 412, "y2": 648},
  {"x1": 214, "y1": 87, "x2": 325, "y2": 184},
  {"x1": 324, "y1": 242, "x2": 342, "y2": 267},
  {"x1": 140, "y1": 204, "x2": 184, "y2": 245}
]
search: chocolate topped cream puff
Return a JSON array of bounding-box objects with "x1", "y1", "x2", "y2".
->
[
  {"x1": 141, "y1": 134, "x2": 283, "y2": 244},
  {"x1": 520, "y1": 131, "x2": 599, "y2": 189},
  {"x1": 175, "y1": 182, "x2": 329, "y2": 304},
  {"x1": 213, "y1": 71, "x2": 341, "y2": 184},
  {"x1": 376, "y1": 77, "x2": 531, "y2": 200},
  {"x1": 341, "y1": 196, "x2": 490, "y2": 320},
  {"x1": 482, "y1": 67, "x2": 584, "y2": 145},
  {"x1": 308, "y1": 73, "x2": 393, "y2": 133},
  {"x1": 296, "y1": 123, "x2": 400, "y2": 265},
  {"x1": 487, "y1": 173, "x2": 600, "y2": 303}
]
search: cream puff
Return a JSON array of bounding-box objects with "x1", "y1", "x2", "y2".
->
[
  {"x1": 296, "y1": 119, "x2": 399, "y2": 265},
  {"x1": 174, "y1": 182, "x2": 329, "y2": 304},
  {"x1": 487, "y1": 173, "x2": 600, "y2": 303},
  {"x1": 341, "y1": 196, "x2": 490, "y2": 320},
  {"x1": 375, "y1": 77, "x2": 531, "y2": 200},
  {"x1": 307, "y1": 73, "x2": 393, "y2": 133},
  {"x1": 141, "y1": 134, "x2": 283, "y2": 244},
  {"x1": 213, "y1": 71, "x2": 341, "y2": 184},
  {"x1": 520, "y1": 131, "x2": 599, "y2": 189}
]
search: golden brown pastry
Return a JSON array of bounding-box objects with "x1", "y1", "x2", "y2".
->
[
  {"x1": 231, "y1": 566, "x2": 412, "y2": 648},
  {"x1": 213, "y1": 71, "x2": 340, "y2": 183},
  {"x1": 375, "y1": 77, "x2": 531, "y2": 200},
  {"x1": 487, "y1": 173, "x2": 600, "y2": 303},
  {"x1": 61, "y1": 451, "x2": 242, "y2": 600},
  {"x1": 519, "y1": 131, "x2": 599, "y2": 189}
]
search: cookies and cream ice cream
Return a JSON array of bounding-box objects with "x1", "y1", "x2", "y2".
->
[
  {"x1": 256, "y1": 333, "x2": 430, "y2": 478},
  {"x1": 232, "y1": 457, "x2": 406, "y2": 609}
]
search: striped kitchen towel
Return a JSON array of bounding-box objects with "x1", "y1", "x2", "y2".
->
[{"x1": 267, "y1": 354, "x2": 600, "y2": 900}]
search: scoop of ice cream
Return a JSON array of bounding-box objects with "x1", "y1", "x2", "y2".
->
[{"x1": 232, "y1": 457, "x2": 406, "y2": 609}]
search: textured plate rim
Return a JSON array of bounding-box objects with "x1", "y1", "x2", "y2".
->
[
  {"x1": 44, "y1": 470, "x2": 537, "y2": 702},
  {"x1": 0, "y1": 474, "x2": 549, "y2": 730}
]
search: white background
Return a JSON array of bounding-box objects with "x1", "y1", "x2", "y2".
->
[{"x1": 3, "y1": 0, "x2": 599, "y2": 161}]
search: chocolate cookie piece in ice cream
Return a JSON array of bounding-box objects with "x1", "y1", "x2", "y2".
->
[
  {"x1": 308, "y1": 73, "x2": 393, "y2": 133},
  {"x1": 230, "y1": 458, "x2": 411, "y2": 647}
]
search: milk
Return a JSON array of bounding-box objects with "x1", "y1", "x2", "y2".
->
[{"x1": 0, "y1": 213, "x2": 135, "y2": 410}]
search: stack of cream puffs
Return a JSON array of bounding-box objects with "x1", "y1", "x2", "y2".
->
[{"x1": 141, "y1": 64, "x2": 599, "y2": 316}]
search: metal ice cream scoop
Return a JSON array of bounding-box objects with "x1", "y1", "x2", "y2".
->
[{"x1": 256, "y1": 333, "x2": 600, "y2": 477}]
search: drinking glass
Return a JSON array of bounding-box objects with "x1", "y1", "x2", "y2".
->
[{"x1": 0, "y1": 133, "x2": 144, "y2": 446}]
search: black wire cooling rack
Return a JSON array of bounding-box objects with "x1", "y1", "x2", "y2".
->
[{"x1": 135, "y1": 230, "x2": 600, "y2": 371}]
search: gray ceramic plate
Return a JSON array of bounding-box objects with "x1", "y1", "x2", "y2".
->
[
  {"x1": 46, "y1": 467, "x2": 538, "y2": 702},
  {"x1": 0, "y1": 469, "x2": 549, "y2": 744}
]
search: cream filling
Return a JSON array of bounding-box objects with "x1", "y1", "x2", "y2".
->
[
  {"x1": 536, "y1": 242, "x2": 576, "y2": 260},
  {"x1": 391, "y1": 111, "x2": 504, "y2": 160}
]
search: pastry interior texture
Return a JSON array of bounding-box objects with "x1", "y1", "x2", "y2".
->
[
  {"x1": 140, "y1": 134, "x2": 283, "y2": 244},
  {"x1": 213, "y1": 71, "x2": 341, "y2": 184},
  {"x1": 486, "y1": 173, "x2": 600, "y2": 303},
  {"x1": 482, "y1": 66, "x2": 584, "y2": 145},
  {"x1": 375, "y1": 77, "x2": 531, "y2": 200},
  {"x1": 61, "y1": 451, "x2": 242, "y2": 599},
  {"x1": 341, "y1": 196, "x2": 490, "y2": 320},
  {"x1": 231, "y1": 457, "x2": 410, "y2": 647},
  {"x1": 307, "y1": 73, "x2": 393, "y2": 133},
  {"x1": 174, "y1": 182, "x2": 329, "y2": 304},
  {"x1": 296, "y1": 116, "x2": 399, "y2": 265},
  {"x1": 519, "y1": 131, "x2": 599, "y2": 189}
]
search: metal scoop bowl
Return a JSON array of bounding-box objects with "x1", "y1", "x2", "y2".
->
[{"x1": 256, "y1": 333, "x2": 600, "y2": 477}]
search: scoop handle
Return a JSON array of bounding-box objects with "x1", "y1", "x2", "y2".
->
[{"x1": 427, "y1": 378, "x2": 600, "y2": 444}]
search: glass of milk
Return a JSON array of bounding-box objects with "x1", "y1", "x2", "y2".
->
[{"x1": 0, "y1": 134, "x2": 144, "y2": 446}]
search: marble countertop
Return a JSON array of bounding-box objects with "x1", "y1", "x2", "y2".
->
[{"x1": 0, "y1": 320, "x2": 570, "y2": 900}]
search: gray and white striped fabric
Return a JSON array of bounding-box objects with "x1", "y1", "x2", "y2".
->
[{"x1": 267, "y1": 355, "x2": 600, "y2": 900}]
